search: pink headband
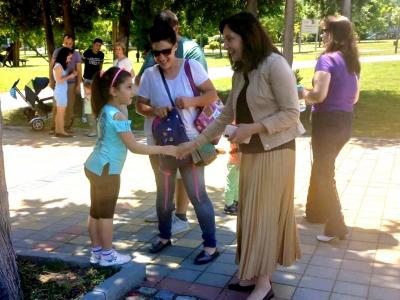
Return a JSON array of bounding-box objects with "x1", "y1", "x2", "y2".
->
[{"x1": 110, "y1": 68, "x2": 124, "y2": 87}]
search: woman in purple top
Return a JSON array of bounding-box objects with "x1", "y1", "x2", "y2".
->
[{"x1": 299, "y1": 16, "x2": 360, "y2": 242}]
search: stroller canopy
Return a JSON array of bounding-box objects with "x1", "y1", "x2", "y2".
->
[{"x1": 32, "y1": 77, "x2": 49, "y2": 94}]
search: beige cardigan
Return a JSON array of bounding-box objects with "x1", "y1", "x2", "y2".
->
[{"x1": 196, "y1": 53, "x2": 305, "y2": 150}]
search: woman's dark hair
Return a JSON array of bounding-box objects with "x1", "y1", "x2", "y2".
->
[
  {"x1": 55, "y1": 47, "x2": 73, "y2": 70},
  {"x1": 322, "y1": 15, "x2": 361, "y2": 75},
  {"x1": 149, "y1": 21, "x2": 177, "y2": 45},
  {"x1": 91, "y1": 67, "x2": 131, "y2": 118},
  {"x1": 219, "y1": 12, "x2": 280, "y2": 73}
]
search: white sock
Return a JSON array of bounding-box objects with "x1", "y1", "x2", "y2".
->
[
  {"x1": 92, "y1": 246, "x2": 102, "y2": 255},
  {"x1": 101, "y1": 248, "x2": 113, "y2": 259}
]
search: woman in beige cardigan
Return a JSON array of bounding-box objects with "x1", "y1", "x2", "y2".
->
[{"x1": 178, "y1": 12, "x2": 304, "y2": 300}]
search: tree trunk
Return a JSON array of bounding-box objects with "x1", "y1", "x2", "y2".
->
[
  {"x1": 118, "y1": 0, "x2": 133, "y2": 56},
  {"x1": 41, "y1": 0, "x2": 55, "y2": 78},
  {"x1": 112, "y1": 20, "x2": 118, "y2": 60},
  {"x1": 245, "y1": 0, "x2": 258, "y2": 17},
  {"x1": 63, "y1": 0, "x2": 74, "y2": 37},
  {"x1": 0, "y1": 107, "x2": 23, "y2": 300},
  {"x1": 282, "y1": 0, "x2": 295, "y2": 67},
  {"x1": 11, "y1": 41, "x2": 20, "y2": 67},
  {"x1": 395, "y1": 14, "x2": 399, "y2": 54},
  {"x1": 342, "y1": 0, "x2": 351, "y2": 19}
]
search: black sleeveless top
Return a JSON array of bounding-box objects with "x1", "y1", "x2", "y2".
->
[{"x1": 235, "y1": 74, "x2": 295, "y2": 153}]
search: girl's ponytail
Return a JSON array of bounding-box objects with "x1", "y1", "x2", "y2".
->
[{"x1": 91, "y1": 71, "x2": 108, "y2": 118}]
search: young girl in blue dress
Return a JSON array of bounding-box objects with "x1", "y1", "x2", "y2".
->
[{"x1": 84, "y1": 67, "x2": 177, "y2": 266}]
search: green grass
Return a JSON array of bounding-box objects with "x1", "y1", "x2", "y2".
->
[
  {"x1": 297, "y1": 61, "x2": 400, "y2": 139},
  {"x1": 204, "y1": 40, "x2": 399, "y2": 64},
  {"x1": 204, "y1": 52, "x2": 230, "y2": 67},
  {"x1": 2, "y1": 46, "x2": 399, "y2": 139},
  {"x1": 127, "y1": 61, "x2": 400, "y2": 139},
  {"x1": 1, "y1": 40, "x2": 397, "y2": 92},
  {"x1": 0, "y1": 50, "x2": 142, "y2": 93},
  {"x1": 18, "y1": 257, "x2": 117, "y2": 300}
]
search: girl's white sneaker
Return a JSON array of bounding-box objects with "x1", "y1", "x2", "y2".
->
[
  {"x1": 89, "y1": 251, "x2": 101, "y2": 264},
  {"x1": 99, "y1": 250, "x2": 130, "y2": 267}
]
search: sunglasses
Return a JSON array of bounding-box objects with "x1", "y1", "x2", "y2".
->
[{"x1": 151, "y1": 48, "x2": 173, "y2": 57}]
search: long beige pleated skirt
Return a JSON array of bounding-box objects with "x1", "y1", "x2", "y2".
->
[{"x1": 236, "y1": 147, "x2": 301, "y2": 280}]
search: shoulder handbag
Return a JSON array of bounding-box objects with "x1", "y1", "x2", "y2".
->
[
  {"x1": 183, "y1": 60, "x2": 218, "y2": 166},
  {"x1": 152, "y1": 66, "x2": 191, "y2": 169},
  {"x1": 191, "y1": 142, "x2": 218, "y2": 166},
  {"x1": 184, "y1": 60, "x2": 224, "y2": 134}
]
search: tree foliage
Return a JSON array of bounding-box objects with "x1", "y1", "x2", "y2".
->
[{"x1": 303, "y1": 0, "x2": 399, "y2": 39}]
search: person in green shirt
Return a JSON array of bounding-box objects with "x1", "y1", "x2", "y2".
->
[
  {"x1": 134, "y1": 10, "x2": 207, "y2": 87},
  {"x1": 135, "y1": 10, "x2": 208, "y2": 235}
]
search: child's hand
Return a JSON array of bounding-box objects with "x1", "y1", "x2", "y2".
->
[{"x1": 163, "y1": 145, "x2": 178, "y2": 157}]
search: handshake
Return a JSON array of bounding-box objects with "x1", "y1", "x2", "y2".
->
[
  {"x1": 161, "y1": 141, "x2": 198, "y2": 159},
  {"x1": 161, "y1": 123, "x2": 254, "y2": 159}
]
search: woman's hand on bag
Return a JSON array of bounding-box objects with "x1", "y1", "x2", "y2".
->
[
  {"x1": 177, "y1": 141, "x2": 196, "y2": 159},
  {"x1": 175, "y1": 96, "x2": 192, "y2": 109},
  {"x1": 153, "y1": 106, "x2": 170, "y2": 118},
  {"x1": 229, "y1": 123, "x2": 254, "y2": 143},
  {"x1": 163, "y1": 145, "x2": 178, "y2": 158}
]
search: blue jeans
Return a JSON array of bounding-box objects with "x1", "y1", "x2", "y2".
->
[
  {"x1": 155, "y1": 161, "x2": 217, "y2": 248},
  {"x1": 306, "y1": 111, "x2": 352, "y2": 236}
]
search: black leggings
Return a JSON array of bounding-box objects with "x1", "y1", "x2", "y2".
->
[
  {"x1": 85, "y1": 165, "x2": 120, "y2": 219},
  {"x1": 306, "y1": 111, "x2": 353, "y2": 236}
]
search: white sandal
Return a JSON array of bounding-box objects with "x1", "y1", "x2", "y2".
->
[{"x1": 317, "y1": 234, "x2": 340, "y2": 242}]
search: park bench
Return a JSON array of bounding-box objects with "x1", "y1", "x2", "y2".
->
[{"x1": 19, "y1": 59, "x2": 28, "y2": 66}]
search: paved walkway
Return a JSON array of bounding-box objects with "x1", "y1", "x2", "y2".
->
[{"x1": 3, "y1": 125, "x2": 400, "y2": 300}]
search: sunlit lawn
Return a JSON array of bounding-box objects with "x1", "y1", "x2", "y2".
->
[
  {"x1": 294, "y1": 61, "x2": 400, "y2": 139},
  {"x1": 1, "y1": 40, "x2": 397, "y2": 92},
  {"x1": 205, "y1": 39, "x2": 398, "y2": 64},
  {"x1": 209, "y1": 61, "x2": 400, "y2": 139},
  {"x1": 1, "y1": 45, "x2": 399, "y2": 139}
]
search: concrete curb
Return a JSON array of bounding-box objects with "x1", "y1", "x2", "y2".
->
[
  {"x1": 83, "y1": 262, "x2": 145, "y2": 300},
  {"x1": 16, "y1": 250, "x2": 145, "y2": 300}
]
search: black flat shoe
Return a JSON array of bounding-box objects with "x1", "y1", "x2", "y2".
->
[
  {"x1": 194, "y1": 249, "x2": 219, "y2": 265},
  {"x1": 263, "y1": 287, "x2": 275, "y2": 300},
  {"x1": 149, "y1": 240, "x2": 171, "y2": 253},
  {"x1": 228, "y1": 282, "x2": 256, "y2": 292}
]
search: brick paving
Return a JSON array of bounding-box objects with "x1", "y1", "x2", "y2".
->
[{"x1": 4, "y1": 126, "x2": 400, "y2": 300}]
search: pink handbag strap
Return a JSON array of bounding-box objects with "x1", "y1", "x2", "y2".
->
[{"x1": 184, "y1": 59, "x2": 200, "y2": 97}]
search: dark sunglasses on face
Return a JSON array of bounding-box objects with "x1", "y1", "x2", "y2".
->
[{"x1": 151, "y1": 48, "x2": 173, "y2": 57}]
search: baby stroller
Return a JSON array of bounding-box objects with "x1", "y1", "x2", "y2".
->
[{"x1": 9, "y1": 77, "x2": 53, "y2": 131}]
